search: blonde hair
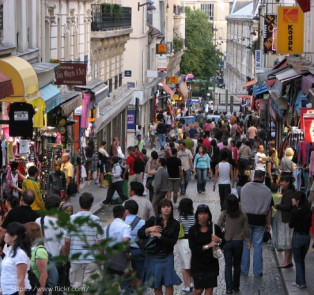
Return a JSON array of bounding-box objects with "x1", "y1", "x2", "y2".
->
[{"x1": 285, "y1": 147, "x2": 294, "y2": 157}]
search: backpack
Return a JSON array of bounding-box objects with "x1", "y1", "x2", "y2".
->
[
  {"x1": 39, "y1": 217, "x2": 59, "y2": 287},
  {"x1": 132, "y1": 154, "x2": 145, "y2": 173}
]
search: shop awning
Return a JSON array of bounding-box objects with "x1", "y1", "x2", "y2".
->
[
  {"x1": 243, "y1": 80, "x2": 256, "y2": 88},
  {"x1": 257, "y1": 65, "x2": 290, "y2": 86},
  {"x1": 253, "y1": 83, "x2": 268, "y2": 97},
  {"x1": 275, "y1": 68, "x2": 301, "y2": 82},
  {"x1": 301, "y1": 75, "x2": 314, "y2": 96},
  {"x1": 95, "y1": 88, "x2": 133, "y2": 133},
  {"x1": 60, "y1": 91, "x2": 82, "y2": 117},
  {"x1": 40, "y1": 84, "x2": 61, "y2": 113},
  {"x1": 160, "y1": 81, "x2": 174, "y2": 96},
  {"x1": 0, "y1": 71, "x2": 14, "y2": 99},
  {"x1": 237, "y1": 95, "x2": 252, "y2": 100},
  {"x1": 0, "y1": 56, "x2": 40, "y2": 102},
  {"x1": 74, "y1": 79, "x2": 108, "y2": 105}
]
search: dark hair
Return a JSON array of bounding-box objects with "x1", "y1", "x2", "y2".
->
[
  {"x1": 292, "y1": 191, "x2": 311, "y2": 216},
  {"x1": 223, "y1": 140, "x2": 228, "y2": 146},
  {"x1": 254, "y1": 170, "x2": 265, "y2": 179},
  {"x1": 171, "y1": 148, "x2": 177, "y2": 155},
  {"x1": 130, "y1": 181, "x2": 144, "y2": 196},
  {"x1": 127, "y1": 146, "x2": 135, "y2": 152},
  {"x1": 180, "y1": 142, "x2": 186, "y2": 147},
  {"x1": 112, "y1": 156, "x2": 119, "y2": 164},
  {"x1": 211, "y1": 139, "x2": 217, "y2": 147},
  {"x1": 198, "y1": 145, "x2": 206, "y2": 154},
  {"x1": 157, "y1": 199, "x2": 174, "y2": 220},
  {"x1": 6, "y1": 196, "x2": 19, "y2": 209},
  {"x1": 28, "y1": 166, "x2": 39, "y2": 177},
  {"x1": 178, "y1": 198, "x2": 194, "y2": 218},
  {"x1": 101, "y1": 141, "x2": 107, "y2": 146},
  {"x1": 270, "y1": 183, "x2": 279, "y2": 193},
  {"x1": 151, "y1": 151, "x2": 158, "y2": 160},
  {"x1": 194, "y1": 204, "x2": 212, "y2": 230},
  {"x1": 158, "y1": 158, "x2": 166, "y2": 167},
  {"x1": 113, "y1": 205, "x2": 125, "y2": 218},
  {"x1": 79, "y1": 192, "x2": 94, "y2": 209},
  {"x1": 7, "y1": 222, "x2": 31, "y2": 258},
  {"x1": 219, "y1": 149, "x2": 229, "y2": 161},
  {"x1": 142, "y1": 148, "x2": 147, "y2": 155},
  {"x1": 124, "y1": 199, "x2": 139, "y2": 215},
  {"x1": 22, "y1": 189, "x2": 35, "y2": 205},
  {"x1": 225, "y1": 194, "x2": 241, "y2": 218},
  {"x1": 269, "y1": 150, "x2": 275, "y2": 157},
  {"x1": 45, "y1": 194, "x2": 62, "y2": 210},
  {"x1": 280, "y1": 175, "x2": 295, "y2": 191}
]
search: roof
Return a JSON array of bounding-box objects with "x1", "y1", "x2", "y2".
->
[
  {"x1": 32, "y1": 63, "x2": 59, "y2": 74},
  {"x1": 227, "y1": 0, "x2": 257, "y2": 19}
]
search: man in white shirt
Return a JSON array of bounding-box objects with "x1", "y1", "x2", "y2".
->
[
  {"x1": 255, "y1": 145, "x2": 266, "y2": 171},
  {"x1": 62, "y1": 192, "x2": 104, "y2": 289},
  {"x1": 104, "y1": 205, "x2": 132, "y2": 294},
  {"x1": 178, "y1": 142, "x2": 195, "y2": 195}
]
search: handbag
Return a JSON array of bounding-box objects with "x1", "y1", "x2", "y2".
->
[
  {"x1": 178, "y1": 220, "x2": 185, "y2": 239},
  {"x1": 67, "y1": 180, "x2": 77, "y2": 195},
  {"x1": 137, "y1": 217, "x2": 158, "y2": 253},
  {"x1": 212, "y1": 223, "x2": 224, "y2": 259},
  {"x1": 146, "y1": 177, "x2": 153, "y2": 190}
]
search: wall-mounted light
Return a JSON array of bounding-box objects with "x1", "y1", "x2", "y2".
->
[
  {"x1": 246, "y1": 45, "x2": 252, "y2": 50},
  {"x1": 250, "y1": 31, "x2": 257, "y2": 36},
  {"x1": 138, "y1": 1, "x2": 156, "y2": 11}
]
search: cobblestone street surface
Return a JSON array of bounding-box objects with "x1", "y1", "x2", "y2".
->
[{"x1": 96, "y1": 176, "x2": 286, "y2": 295}]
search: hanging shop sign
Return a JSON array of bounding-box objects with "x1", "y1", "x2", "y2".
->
[
  {"x1": 127, "y1": 109, "x2": 136, "y2": 130},
  {"x1": 277, "y1": 6, "x2": 304, "y2": 54},
  {"x1": 255, "y1": 50, "x2": 263, "y2": 73},
  {"x1": 156, "y1": 56, "x2": 167, "y2": 72},
  {"x1": 168, "y1": 76, "x2": 179, "y2": 84},
  {"x1": 156, "y1": 44, "x2": 167, "y2": 54},
  {"x1": 303, "y1": 114, "x2": 314, "y2": 143},
  {"x1": 55, "y1": 63, "x2": 87, "y2": 86},
  {"x1": 264, "y1": 14, "x2": 277, "y2": 53},
  {"x1": 300, "y1": 107, "x2": 314, "y2": 130}
]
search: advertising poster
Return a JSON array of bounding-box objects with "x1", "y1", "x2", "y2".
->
[{"x1": 264, "y1": 14, "x2": 277, "y2": 52}]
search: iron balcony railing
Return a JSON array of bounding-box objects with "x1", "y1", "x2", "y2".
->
[{"x1": 91, "y1": 4, "x2": 131, "y2": 31}]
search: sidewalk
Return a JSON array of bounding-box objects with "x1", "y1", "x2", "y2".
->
[{"x1": 275, "y1": 238, "x2": 314, "y2": 295}]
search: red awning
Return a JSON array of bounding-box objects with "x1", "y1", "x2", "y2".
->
[
  {"x1": 160, "y1": 81, "x2": 174, "y2": 96},
  {"x1": 243, "y1": 80, "x2": 257, "y2": 88},
  {"x1": 0, "y1": 71, "x2": 14, "y2": 99},
  {"x1": 237, "y1": 95, "x2": 252, "y2": 100}
]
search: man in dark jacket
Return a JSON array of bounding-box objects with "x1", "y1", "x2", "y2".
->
[
  {"x1": 156, "y1": 119, "x2": 167, "y2": 151},
  {"x1": 152, "y1": 158, "x2": 168, "y2": 214}
]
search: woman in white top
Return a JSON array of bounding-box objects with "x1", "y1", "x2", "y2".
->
[
  {"x1": 1, "y1": 222, "x2": 32, "y2": 295},
  {"x1": 213, "y1": 149, "x2": 234, "y2": 211}
]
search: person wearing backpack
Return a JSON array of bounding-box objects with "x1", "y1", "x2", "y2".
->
[
  {"x1": 24, "y1": 222, "x2": 59, "y2": 294},
  {"x1": 124, "y1": 146, "x2": 145, "y2": 194},
  {"x1": 102, "y1": 156, "x2": 128, "y2": 205}
]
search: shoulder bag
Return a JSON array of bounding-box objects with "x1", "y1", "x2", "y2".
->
[
  {"x1": 137, "y1": 217, "x2": 158, "y2": 254},
  {"x1": 212, "y1": 223, "x2": 224, "y2": 259}
]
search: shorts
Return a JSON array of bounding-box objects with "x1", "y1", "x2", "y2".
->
[
  {"x1": 167, "y1": 179, "x2": 180, "y2": 193},
  {"x1": 176, "y1": 239, "x2": 191, "y2": 269}
]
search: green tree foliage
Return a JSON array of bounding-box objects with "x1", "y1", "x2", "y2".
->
[{"x1": 181, "y1": 7, "x2": 222, "y2": 78}]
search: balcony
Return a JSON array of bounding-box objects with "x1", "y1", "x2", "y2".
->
[{"x1": 91, "y1": 4, "x2": 131, "y2": 32}]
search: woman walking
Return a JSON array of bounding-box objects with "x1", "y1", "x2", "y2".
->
[
  {"x1": 194, "y1": 145, "x2": 211, "y2": 193},
  {"x1": 217, "y1": 194, "x2": 251, "y2": 294},
  {"x1": 177, "y1": 198, "x2": 195, "y2": 293},
  {"x1": 188, "y1": 204, "x2": 223, "y2": 295},
  {"x1": 274, "y1": 175, "x2": 295, "y2": 268},
  {"x1": 289, "y1": 192, "x2": 312, "y2": 289},
  {"x1": 265, "y1": 150, "x2": 279, "y2": 188},
  {"x1": 138, "y1": 199, "x2": 181, "y2": 295}
]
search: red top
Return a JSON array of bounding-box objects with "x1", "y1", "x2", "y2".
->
[
  {"x1": 203, "y1": 138, "x2": 211, "y2": 153},
  {"x1": 126, "y1": 155, "x2": 136, "y2": 175}
]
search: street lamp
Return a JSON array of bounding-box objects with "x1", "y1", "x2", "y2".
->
[{"x1": 138, "y1": 1, "x2": 156, "y2": 11}]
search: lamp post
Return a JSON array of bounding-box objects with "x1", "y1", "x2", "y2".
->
[{"x1": 138, "y1": 1, "x2": 156, "y2": 11}]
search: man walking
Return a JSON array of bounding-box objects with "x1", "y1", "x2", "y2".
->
[
  {"x1": 61, "y1": 153, "x2": 75, "y2": 198},
  {"x1": 178, "y1": 142, "x2": 194, "y2": 195},
  {"x1": 62, "y1": 192, "x2": 104, "y2": 289},
  {"x1": 152, "y1": 158, "x2": 168, "y2": 214},
  {"x1": 240, "y1": 170, "x2": 273, "y2": 277},
  {"x1": 156, "y1": 119, "x2": 167, "y2": 150}
]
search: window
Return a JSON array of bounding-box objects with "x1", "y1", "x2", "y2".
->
[
  {"x1": 119, "y1": 73, "x2": 122, "y2": 87},
  {"x1": 108, "y1": 79, "x2": 113, "y2": 92},
  {"x1": 0, "y1": 5, "x2": 3, "y2": 39},
  {"x1": 114, "y1": 75, "x2": 118, "y2": 89},
  {"x1": 201, "y1": 4, "x2": 214, "y2": 20}
]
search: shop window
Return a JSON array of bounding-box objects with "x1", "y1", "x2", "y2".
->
[{"x1": 201, "y1": 4, "x2": 214, "y2": 20}]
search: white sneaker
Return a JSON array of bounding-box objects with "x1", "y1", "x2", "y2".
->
[
  {"x1": 181, "y1": 287, "x2": 190, "y2": 292},
  {"x1": 142, "y1": 191, "x2": 147, "y2": 196}
]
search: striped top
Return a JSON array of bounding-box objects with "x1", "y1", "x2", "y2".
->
[
  {"x1": 178, "y1": 215, "x2": 195, "y2": 235},
  {"x1": 64, "y1": 211, "x2": 105, "y2": 263}
]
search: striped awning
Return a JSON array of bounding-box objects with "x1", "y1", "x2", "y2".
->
[{"x1": 160, "y1": 81, "x2": 174, "y2": 96}]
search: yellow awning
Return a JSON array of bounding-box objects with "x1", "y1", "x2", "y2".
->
[{"x1": 0, "y1": 56, "x2": 40, "y2": 102}]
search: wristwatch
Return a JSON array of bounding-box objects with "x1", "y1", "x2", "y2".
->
[{"x1": 204, "y1": 245, "x2": 209, "y2": 250}]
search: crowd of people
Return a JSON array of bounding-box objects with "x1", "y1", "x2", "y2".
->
[{"x1": 0, "y1": 108, "x2": 313, "y2": 295}]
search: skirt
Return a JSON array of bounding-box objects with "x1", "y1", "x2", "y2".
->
[
  {"x1": 142, "y1": 253, "x2": 182, "y2": 289},
  {"x1": 192, "y1": 271, "x2": 218, "y2": 289},
  {"x1": 274, "y1": 211, "x2": 293, "y2": 249},
  {"x1": 176, "y1": 239, "x2": 191, "y2": 269}
]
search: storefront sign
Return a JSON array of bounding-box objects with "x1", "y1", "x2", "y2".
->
[
  {"x1": 124, "y1": 70, "x2": 132, "y2": 77},
  {"x1": 168, "y1": 76, "x2": 178, "y2": 84},
  {"x1": 300, "y1": 107, "x2": 314, "y2": 130},
  {"x1": 55, "y1": 63, "x2": 87, "y2": 85},
  {"x1": 303, "y1": 114, "x2": 314, "y2": 143},
  {"x1": 255, "y1": 50, "x2": 263, "y2": 73},
  {"x1": 156, "y1": 44, "x2": 167, "y2": 54},
  {"x1": 277, "y1": 7, "x2": 304, "y2": 54},
  {"x1": 127, "y1": 110, "x2": 136, "y2": 130},
  {"x1": 264, "y1": 15, "x2": 277, "y2": 53},
  {"x1": 156, "y1": 56, "x2": 167, "y2": 72}
]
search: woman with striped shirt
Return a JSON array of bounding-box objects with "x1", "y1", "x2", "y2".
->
[{"x1": 177, "y1": 198, "x2": 195, "y2": 292}]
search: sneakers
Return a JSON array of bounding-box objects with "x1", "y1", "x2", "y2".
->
[
  {"x1": 292, "y1": 282, "x2": 306, "y2": 289},
  {"x1": 181, "y1": 287, "x2": 191, "y2": 292}
]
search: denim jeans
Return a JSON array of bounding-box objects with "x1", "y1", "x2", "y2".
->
[
  {"x1": 241, "y1": 224, "x2": 265, "y2": 276},
  {"x1": 181, "y1": 169, "x2": 191, "y2": 194},
  {"x1": 159, "y1": 133, "x2": 166, "y2": 149},
  {"x1": 291, "y1": 234, "x2": 311, "y2": 286},
  {"x1": 223, "y1": 240, "x2": 243, "y2": 291},
  {"x1": 196, "y1": 168, "x2": 207, "y2": 192},
  {"x1": 218, "y1": 184, "x2": 231, "y2": 211}
]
